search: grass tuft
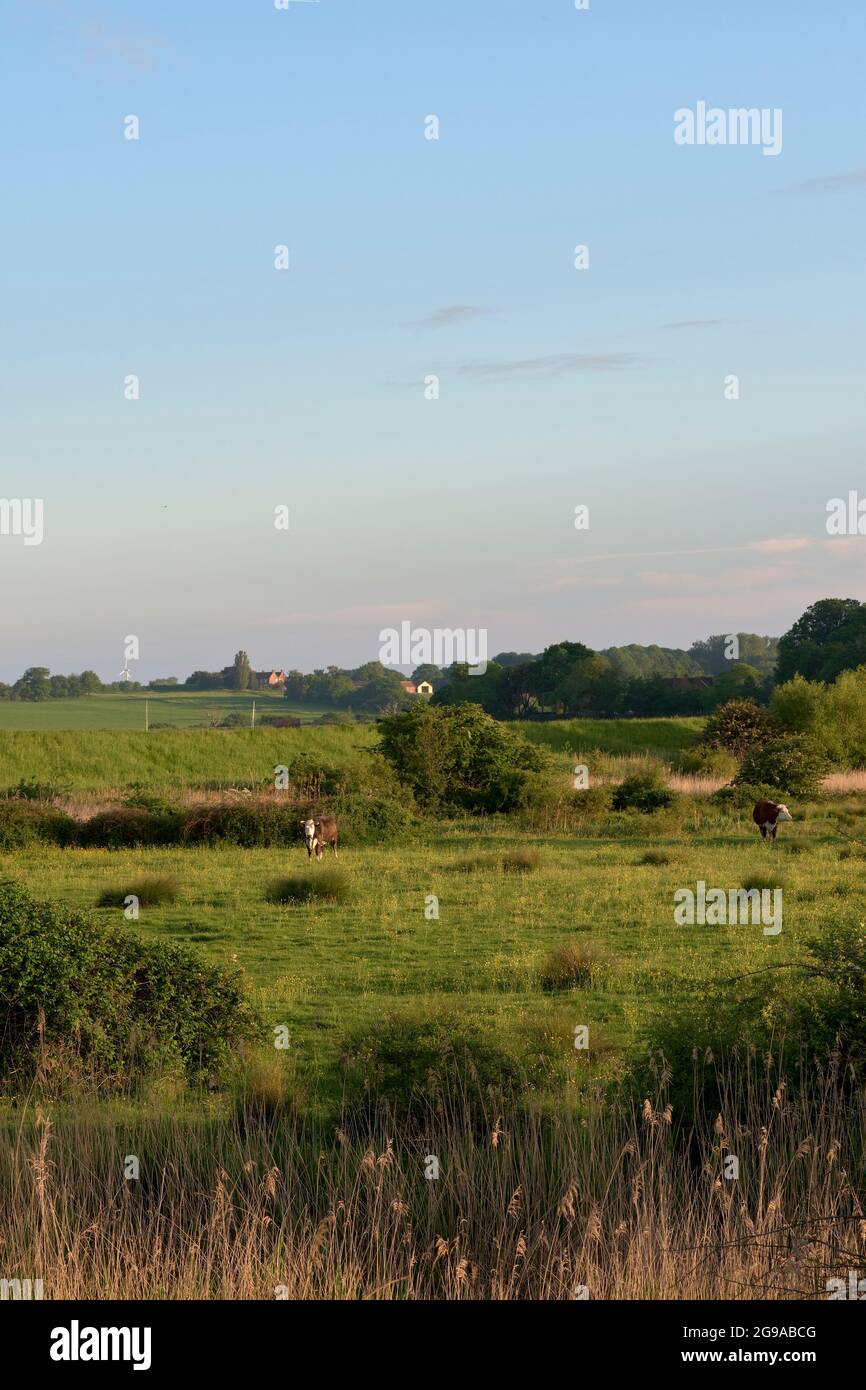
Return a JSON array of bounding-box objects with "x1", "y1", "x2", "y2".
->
[
  {"x1": 96, "y1": 876, "x2": 179, "y2": 908},
  {"x1": 265, "y1": 869, "x2": 350, "y2": 904}
]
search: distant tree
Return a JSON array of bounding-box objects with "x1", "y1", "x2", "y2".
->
[
  {"x1": 14, "y1": 668, "x2": 51, "y2": 701},
  {"x1": 603, "y1": 644, "x2": 703, "y2": 678},
  {"x1": 78, "y1": 671, "x2": 103, "y2": 694},
  {"x1": 492, "y1": 651, "x2": 538, "y2": 669},
  {"x1": 232, "y1": 651, "x2": 251, "y2": 691},
  {"x1": 528, "y1": 642, "x2": 594, "y2": 712},
  {"x1": 557, "y1": 654, "x2": 626, "y2": 716},
  {"x1": 283, "y1": 670, "x2": 310, "y2": 701},
  {"x1": 186, "y1": 671, "x2": 226, "y2": 690},
  {"x1": 707, "y1": 662, "x2": 763, "y2": 707},
  {"x1": 776, "y1": 599, "x2": 863, "y2": 683},
  {"x1": 689, "y1": 633, "x2": 779, "y2": 677},
  {"x1": 431, "y1": 662, "x2": 509, "y2": 716},
  {"x1": 410, "y1": 663, "x2": 443, "y2": 687},
  {"x1": 49, "y1": 675, "x2": 70, "y2": 698}
]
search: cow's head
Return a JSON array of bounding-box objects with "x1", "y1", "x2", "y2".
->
[
  {"x1": 775, "y1": 804, "x2": 792, "y2": 823},
  {"x1": 301, "y1": 818, "x2": 317, "y2": 842}
]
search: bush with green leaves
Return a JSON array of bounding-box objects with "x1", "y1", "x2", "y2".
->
[
  {"x1": 328, "y1": 793, "x2": 417, "y2": 844},
  {"x1": 734, "y1": 733, "x2": 828, "y2": 797},
  {"x1": 0, "y1": 881, "x2": 257, "y2": 1092},
  {"x1": 632, "y1": 919, "x2": 866, "y2": 1124},
  {"x1": 701, "y1": 699, "x2": 777, "y2": 756},
  {"x1": 0, "y1": 801, "x2": 77, "y2": 850},
  {"x1": 338, "y1": 1005, "x2": 562, "y2": 1115},
  {"x1": 377, "y1": 701, "x2": 548, "y2": 813},
  {"x1": 612, "y1": 771, "x2": 676, "y2": 813},
  {"x1": 673, "y1": 745, "x2": 738, "y2": 779},
  {"x1": 712, "y1": 781, "x2": 786, "y2": 811},
  {"x1": 78, "y1": 805, "x2": 182, "y2": 848}
]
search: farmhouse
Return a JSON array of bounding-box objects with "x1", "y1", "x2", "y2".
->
[
  {"x1": 400, "y1": 679, "x2": 434, "y2": 696},
  {"x1": 256, "y1": 670, "x2": 287, "y2": 689}
]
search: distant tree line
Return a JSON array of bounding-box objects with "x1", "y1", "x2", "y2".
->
[{"x1": 9, "y1": 604, "x2": 866, "y2": 715}]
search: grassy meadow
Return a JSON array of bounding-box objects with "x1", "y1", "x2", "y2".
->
[
  {"x1": 0, "y1": 689, "x2": 333, "y2": 731},
  {"x1": 2, "y1": 717, "x2": 865, "y2": 1299},
  {"x1": 3, "y1": 812, "x2": 861, "y2": 1107}
]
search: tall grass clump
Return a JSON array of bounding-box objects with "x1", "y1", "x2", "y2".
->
[
  {"x1": 96, "y1": 877, "x2": 179, "y2": 909},
  {"x1": 265, "y1": 869, "x2": 350, "y2": 905}
]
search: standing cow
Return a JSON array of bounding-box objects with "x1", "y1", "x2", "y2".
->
[
  {"x1": 301, "y1": 816, "x2": 338, "y2": 860},
  {"x1": 752, "y1": 799, "x2": 792, "y2": 842}
]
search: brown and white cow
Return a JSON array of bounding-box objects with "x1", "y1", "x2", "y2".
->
[
  {"x1": 752, "y1": 799, "x2": 792, "y2": 842},
  {"x1": 301, "y1": 816, "x2": 338, "y2": 860}
]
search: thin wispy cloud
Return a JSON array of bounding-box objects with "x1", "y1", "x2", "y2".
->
[
  {"x1": 458, "y1": 352, "x2": 642, "y2": 382},
  {"x1": 255, "y1": 601, "x2": 441, "y2": 629},
  {"x1": 784, "y1": 168, "x2": 866, "y2": 195},
  {"x1": 414, "y1": 306, "x2": 494, "y2": 329},
  {"x1": 658, "y1": 319, "x2": 732, "y2": 331},
  {"x1": 547, "y1": 536, "x2": 813, "y2": 588}
]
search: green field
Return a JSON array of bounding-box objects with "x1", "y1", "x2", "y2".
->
[
  {"x1": 2, "y1": 717, "x2": 863, "y2": 1301},
  {"x1": 0, "y1": 690, "x2": 336, "y2": 731},
  {"x1": 0, "y1": 719, "x2": 701, "y2": 798},
  {"x1": 2, "y1": 799, "x2": 855, "y2": 1104}
]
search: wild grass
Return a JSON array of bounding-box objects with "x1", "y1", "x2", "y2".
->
[
  {"x1": 1, "y1": 1054, "x2": 861, "y2": 1299},
  {"x1": 265, "y1": 869, "x2": 350, "y2": 905},
  {"x1": 539, "y1": 942, "x2": 609, "y2": 990},
  {"x1": 638, "y1": 849, "x2": 671, "y2": 866},
  {"x1": 96, "y1": 876, "x2": 179, "y2": 908}
]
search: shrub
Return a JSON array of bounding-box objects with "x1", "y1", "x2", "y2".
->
[
  {"x1": 612, "y1": 771, "x2": 676, "y2": 813},
  {"x1": 328, "y1": 793, "x2": 417, "y2": 845},
  {"x1": 265, "y1": 869, "x2": 350, "y2": 904},
  {"x1": 78, "y1": 806, "x2": 181, "y2": 848},
  {"x1": 711, "y1": 781, "x2": 782, "y2": 810},
  {"x1": 638, "y1": 849, "x2": 671, "y2": 866},
  {"x1": 377, "y1": 702, "x2": 547, "y2": 813},
  {"x1": 0, "y1": 801, "x2": 77, "y2": 850},
  {"x1": 0, "y1": 881, "x2": 257, "y2": 1091},
  {"x1": 539, "y1": 943, "x2": 608, "y2": 990},
  {"x1": 701, "y1": 700, "x2": 777, "y2": 756},
  {"x1": 338, "y1": 1005, "x2": 559, "y2": 1114},
  {"x1": 735, "y1": 734, "x2": 829, "y2": 797},
  {"x1": 96, "y1": 877, "x2": 179, "y2": 909},
  {"x1": 673, "y1": 746, "x2": 737, "y2": 779},
  {"x1": 180, "y1": 803, "x2": 297, "y2": 847}
]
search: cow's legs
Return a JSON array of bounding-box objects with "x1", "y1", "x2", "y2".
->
[{"x1": 332, "y1": 842, "x2": 338, "y2": 858}]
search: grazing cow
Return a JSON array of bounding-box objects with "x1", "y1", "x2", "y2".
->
[
  {"x1": 752, "y1": 799, "x2": 792, "y2": 842},
  {"x1": 301, "y1": 816, "x2": 338, "y2": 860}
]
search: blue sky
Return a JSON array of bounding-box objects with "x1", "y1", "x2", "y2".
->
[{"x1": 1, "y1": 0, "x2": 864, "y2": 680}]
